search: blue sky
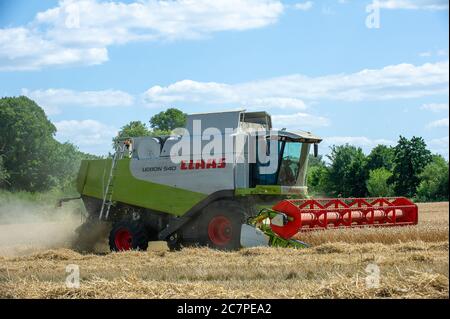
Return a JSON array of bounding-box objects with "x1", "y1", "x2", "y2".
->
[{"x1": 0, "y1": 0, "x2": 448, "y2": 158}]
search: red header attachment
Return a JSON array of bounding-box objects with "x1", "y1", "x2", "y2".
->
[{"x1": 270, "y1": 197, "x2": 418, "y2": 239}]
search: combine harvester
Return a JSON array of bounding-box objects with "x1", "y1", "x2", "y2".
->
[{"x1": 62, "y1": 110, "x2": 418, "y2": 251}]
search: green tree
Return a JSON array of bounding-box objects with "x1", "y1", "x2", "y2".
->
[
  {"x1": 366, "y1": 144, "x2": 395, "y2": 172},
  {"x1": 327, "y1": 145, "x2": 368, "y2": 197},
  {"x1": 51, "y1": 142, "x2": 98, "y2": 191},
  {"x1": 0, "y1": 96, "x2": 96, "y2": 192},
  {"x1": 113, "y1": 121, "x2": 150, "y2": 145},
  {"x1": 149, "y1": 108, "x2": 187, "y2": 134},
  {"x1": 416, "y1": 155, "x2": 449, "y2": 202},
  {"x1": 391, "y1": 136, "x2": 432, "y2": 197},
  {"x1": 307, "y1": 154, "x2": 330, "y2": 195},
  {"x1": 308, "y1": 154, "x2": 326, "y2": 168},
  {"x1": 307, "y1": 165, "x2": 330, "y2": 196},
  {"x1": 0, "y1": 155, "x2": 9, "y2": 186},
  {"x1": 366, "y1": 168, "x2": 394, "y2": 197},
  {"x1": 0, "y1": 97, "x2": 58, "y2": 191}
]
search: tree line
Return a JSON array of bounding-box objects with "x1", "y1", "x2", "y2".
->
[
  {"x1": 1, "y1": 96, "x2": 448, "y2": 202},
  {"x1": 0, "y1": 97, "x2": 98, "y2": 193},
  {"x1": 0, "y1": 98, "x2": 187, "y2": 193},
  {"x1": 307, "y1": 138, "x2": 449, "y2": 202}
]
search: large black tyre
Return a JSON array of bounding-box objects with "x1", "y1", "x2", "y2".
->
[
  {"x1": 197, "y1": 200, "x2": 246, "y2": 251},
  {"x1": 109, "y1": 219, "x2": 149, "y2": 251},
  {"x1": 72, "y1": 219, "x2": 110, "y2": 253}
]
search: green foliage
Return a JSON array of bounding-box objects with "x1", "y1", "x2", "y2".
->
[
  {"x1": 113, "y1": 109, "x2": 187, "y2": 146},
  {"x1": 366, "y1": 168, "x2": 394, "y2": 197},
  {"x1": 327, "y1": 145, "x2": 368, "y2": 197},
  {"x1": 51, "y1": 142, "x2": 99, "y2": 192},
  {"x1": 0, "y1": 97, "x2": 58, "y2": 191},
  {"x1": 366, "y1": 145, "x2": 395, "y2": 171},
  {"x1": 307, "y1": 154, "x2": 329, "y2": 195},
  {"x1": 416, "y1": 155, "x2": 449, "y2": 202},
  {"x1": 0, "y1": 96, "x2": 97, "y2": 192},
  {"x1": 307, "y1": 165, "x2": 330, "y2": 196},
  {"x1": 0, "y1": 155, "x2": 9, "y2": 186},
  {"x1": 113, "y1": 121, "x2": 150, "y2": 145},
  {"x1": 149, "y1": 129, "x2": 173, "y2": 137},
  {"x1": 308, "y1": 154, "x2": 326, "y2": 168},
  {"x1": 1, "y1": 97, "x2": 447, "y2": 201},
  {"x1": 307, "y1": 140, "x2": 447, "y2": 200},
  {"x1": 391, "y1": 136, "x2": 432, "y2": 197},
  {"x1": 149, "y1": 108, "x2": 187, "y2": 132}
]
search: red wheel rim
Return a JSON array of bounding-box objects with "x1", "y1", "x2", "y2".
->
[
  {"x1": 208, "y1": 216, "x2": 232, "y2": 246},
  {"x1": 114, "y1": 228, "x2": 132, "y2": 251}
]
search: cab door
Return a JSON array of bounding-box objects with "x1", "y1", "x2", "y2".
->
[{"x1": 250, "y1": 139, "x2": 283, "y2": 187}]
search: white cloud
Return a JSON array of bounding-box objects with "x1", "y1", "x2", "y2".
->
[
  {"x1": 294, "y1": 1, "x2": 314, "y2": 11},
  {"x1": 54, "y1": 119, "x2": 118, "y2": 154},
  {"x1": 22, "y1": 88, "x2": 135, "y2": 115},
  {"x1": 421, "y1": 102, "x2": 449, "y2": 112},
  {"x1": 145, "y1": 80, "x2": 237, "y2": 104},
  {"x1": 272, "y1": 112, "x2": 330, "y2": 129},
  {"x1": 428, "y1": 136, "x2": 449, "y2": 158},
  {"x1": 0, "y1": 0, "x2": 284, "y2": 71},
  {"x1": 37, "y1": 0, "x2": 283, "y2": 40},
  {"x1": 317, "y1": 136, "x2": 395, "y2": 159},
  {"x1": 144, "y1": 79, "x2": 309, "y2": 110},
  {"x1": 429, "y1": 136, "x2": 449, "y2": 147},
  {"x1": 0, "y1": 27, "x2": 107, "y2": 71},
  {"x1": 322, "y1": 136, "x2": 395, "y2": 148},
  {"x1": 144, "y1": 61, "x2": 449, "y2": 106},
  {"x1": 378, "y1": 0, "x2": 449, "y2": 10},
  {"x1": 426, "y1": 117, "x2": 449, "y2": 128},
  {"x1": 245, "y1": 97, "x2": 307, "y2": 110}
]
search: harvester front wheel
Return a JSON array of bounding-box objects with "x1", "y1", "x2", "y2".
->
[
  {"x1": 198, "y1": 200, "x2": 245, "y2": 250},
  {"x1": 109, "y1": 220, "x2": 149, "y2": 251}
]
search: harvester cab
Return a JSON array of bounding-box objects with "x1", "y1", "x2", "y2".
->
[{"x1": 67, "y1": 110, "x2": 418, "y2": 252}]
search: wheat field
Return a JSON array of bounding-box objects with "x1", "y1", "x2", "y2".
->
[{"x1": 0, "y1": 202, "x2": 448, "y2": 299}]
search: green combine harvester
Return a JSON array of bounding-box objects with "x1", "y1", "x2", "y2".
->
[{"x1": 62, "y1": 110, "x2": 418, "y2": 252}]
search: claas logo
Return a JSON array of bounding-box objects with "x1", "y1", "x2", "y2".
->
[{"x1": 180, "y1": 158, "x2": 226, "y2": 170}]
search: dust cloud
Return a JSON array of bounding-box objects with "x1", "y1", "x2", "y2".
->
[{"x1": 0, "y1": 196, "x2": 86, "y2": 257}]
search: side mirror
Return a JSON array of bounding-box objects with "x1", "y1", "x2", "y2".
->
[{"x1": 314, "y1": 143, "x2": 319, "y2": 157}]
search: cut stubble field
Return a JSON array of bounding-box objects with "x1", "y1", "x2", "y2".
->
[{"x1": 0, "y1": 202, "x2": 448, "y2": 299}]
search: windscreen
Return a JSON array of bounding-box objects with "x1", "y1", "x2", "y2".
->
[{"x1": 277, "y1": 142, "x2": 302, "y2": 186}]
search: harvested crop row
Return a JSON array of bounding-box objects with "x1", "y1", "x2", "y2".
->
[
  {"x1": 1, "y1": 241, "x2": 448, "y2": 298},
  {"x1": 0, "y1": 202, "x2": 447, "y2": 299}
]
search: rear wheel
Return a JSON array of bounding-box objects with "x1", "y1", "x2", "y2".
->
[
  {"x1": 197, "y1": 200, "x2": 245, "y2": 250},
  {"x1": 109, "y1": 220, "x2": 149, "y2": 251}
]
